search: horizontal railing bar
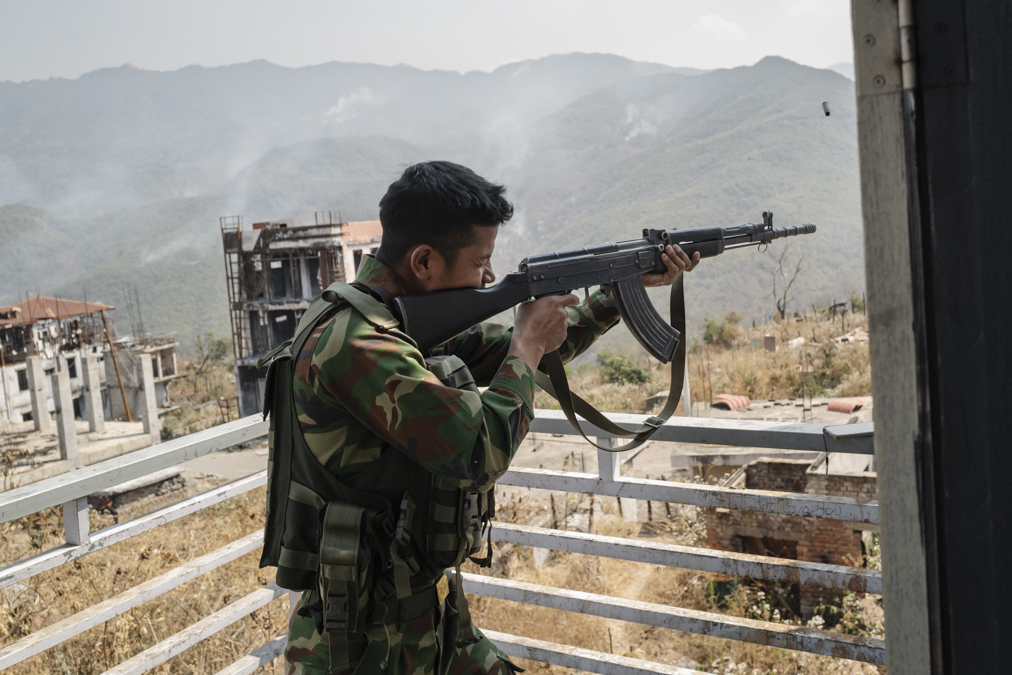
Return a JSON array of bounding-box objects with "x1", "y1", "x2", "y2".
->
[
  {"x1": 100, "y1": 584, "x2": 285, "y2": 675},
  {"x1": 529, "y1": 410, "x2": 873, "y2": 455},
  {"x1": 0, "y1": 530, "x2": 264, "y2": 670},
  {"x1": 0, "y1": 410, "x2": 869, "y2": 526},
  {"x1": 491, "y1": 523, "x2": 881, "y2": 594},
  {"x1": 0, "y1": 415, "x2": 268, "y2": 525},
  {"x1": 497, "y1": 468, "x2": 878, "y2": 524},
  {"x1": 0, "y1": 472, "x2": 267, "y2": 591},
  {"x1": 460, "y1": 573, "x2": 885, "y2": 665},
  {"x1": 485, "y1": 629, "x2": 709, "y2": 675},
  {"x1": 213, "y1": 635, "x2": 287, "y2": 675}
]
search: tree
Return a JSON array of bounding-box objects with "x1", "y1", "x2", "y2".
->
[
  {"x1": 597, "y1": 350, "x2": 651, "y2": 385},
  {"x1": 193, "y1": 332, "x2": 230, "y2": 376},
  {"x1": 702, "y1": 313, "x2": 741, "y2": 348},
  {"x1": 762, "y1": 243, "x2": 805, "y2": 320}
]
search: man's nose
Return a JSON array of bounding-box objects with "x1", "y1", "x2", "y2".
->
[{"x1": 483, "y1": 264, "x2": 495, "y2": 285}]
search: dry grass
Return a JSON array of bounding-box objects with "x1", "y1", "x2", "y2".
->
[
  {"x1": 0, "y1": 485, "x2": 289, "y2": 674},
  {"x1": 160, "y1": 360, "x2": 241, "y2": 440},
  {"x1": 539, "y1": 309, "x2": 870, "y2": 414}
]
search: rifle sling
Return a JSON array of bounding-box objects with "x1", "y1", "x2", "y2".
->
[{"x1": 535, "y1": 275, "x2": 686, "y2": 452}]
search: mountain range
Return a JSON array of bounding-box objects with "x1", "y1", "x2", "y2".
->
[{"x1": 0, "y1": 53, "x2": 862, "y2": 354}]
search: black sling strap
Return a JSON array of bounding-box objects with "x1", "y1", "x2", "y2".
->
[{"x1": 535, "y1": 275, "x2": 686, "y2": 452}]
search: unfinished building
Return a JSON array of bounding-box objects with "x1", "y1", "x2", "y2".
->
[
  {"x1": 0, "y1": 295, "x2": 181, "y2": 430},
  {"x1": 0, "y1": 296, "x2": 114, "y2": 425},
  {"x1": 221, "y1": 213, "x2": 382, "y2": 417}
]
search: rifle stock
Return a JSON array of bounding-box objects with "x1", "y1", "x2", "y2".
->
[{"x1": 395, "y1": 273, "x2": 532, "y2": 352}]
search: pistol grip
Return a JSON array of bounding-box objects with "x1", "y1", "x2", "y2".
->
[{"x1": 609, "y1": 276, "x2": 680, "y2": 363}]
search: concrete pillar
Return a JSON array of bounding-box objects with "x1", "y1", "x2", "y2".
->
[
  {"x1": 299, "y1": 257, "x2": 313, "y2": 299},
  {"x1": 681, "y1": 352, "x2": 692, "y2": 417},
  {"x1": 139, "y1": 353, "x2": 160, "y2": 444},
  {"x1": 25, "y1": 355, "x2": 51, "y2": 432},
  {"x1": 104, "y1": 351, "x2": 129, "y2": 421},
  {"x1": 82, "y1": 354, "x2": 105, "y2": 434},
  {"x1": 52, "y1": 370, "x2": 79, "y2": 467},
  {"x1": 343, "y1": 247, "x2": 356, "y2": 282},
  {"x1": 598, "y1": 437, "x2": 637, "y2": 522}
]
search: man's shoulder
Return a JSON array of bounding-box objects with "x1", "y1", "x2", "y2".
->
[{"x1": 299, "y1": 302, "x2": 422, "y2": 373}]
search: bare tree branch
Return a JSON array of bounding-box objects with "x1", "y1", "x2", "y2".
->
[{"x1": 760, "y1": 243, "x2": 805, "y2": 320}]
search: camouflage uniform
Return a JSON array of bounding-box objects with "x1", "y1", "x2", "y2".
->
[{"x1": 285, "y1": 255, "x2": 620, "y2": 675}]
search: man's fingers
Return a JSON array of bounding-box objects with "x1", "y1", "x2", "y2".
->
[
  {"x1": 687, "y1": 252, "x2": 701, "y2": 272},
  {"x1": 660, "y1": 252, "x2": 679, "y2": 275},
  {"x1": 670, "y1": 245, "x2": 692, "y2": 271},
  {"x1": 558, "y1": 293, "x2": 580, "y2": 307}
]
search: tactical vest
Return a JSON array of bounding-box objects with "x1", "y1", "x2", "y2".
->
[{"x1": 257, "y1": 282, "x2": 493, "y2": 672}]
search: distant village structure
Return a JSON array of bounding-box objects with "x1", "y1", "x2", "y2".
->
[
  {"x1": 705, "y1": 454, "x2": 877, "y2": 617},
  {"x1": 220, "y1": 212, "x2": 382, "y2": 417},
  {"x1": 0, "y1": 295, "x2": 179, "y2": 439}
]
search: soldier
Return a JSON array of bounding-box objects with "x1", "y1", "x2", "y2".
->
[{"x1": 267, "y1": 161, "x2": 698, "y2": 675}]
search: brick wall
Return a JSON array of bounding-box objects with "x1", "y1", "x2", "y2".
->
[{"x1": 704, "y1": 458, "x2": 877, "y2": 616}]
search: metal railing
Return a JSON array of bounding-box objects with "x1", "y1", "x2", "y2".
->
[{"x1": 0, "y1": 411, "x2": 882, "y2": 674}]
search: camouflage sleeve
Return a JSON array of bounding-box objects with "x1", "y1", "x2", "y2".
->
[
  {"x1": 297, "y1": 310, "x2": 535, "y2": 491},
  {"x1": 556, "y1": 289, "x2": 621, "y2": 363},
  {"x1": 438, "y1": 289, "x2": 621, "y2": 385}
]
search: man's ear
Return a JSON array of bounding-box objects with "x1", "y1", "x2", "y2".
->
[{"x1": 408, "y1": 245, "x2": 437, "y2": 280}]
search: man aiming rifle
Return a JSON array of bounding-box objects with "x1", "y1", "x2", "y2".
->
[{"x1": 259, "y1": 160, "x2": 699, "y2": 675}]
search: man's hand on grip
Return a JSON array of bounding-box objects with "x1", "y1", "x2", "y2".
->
[
  {"x1": 509, "y1": 294, "x2": 579, "y2": 372},
  {"x1": 642, "y1": 244, "x2": 700, "y2": 288}
]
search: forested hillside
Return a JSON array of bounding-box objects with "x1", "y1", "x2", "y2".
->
[{"x1": 0, "y1": 54, "x2": 861, "y2": 349}]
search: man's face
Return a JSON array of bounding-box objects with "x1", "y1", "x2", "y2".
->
[{"x1": 428, "y1": 225, "x2": 498, "y2": 291}]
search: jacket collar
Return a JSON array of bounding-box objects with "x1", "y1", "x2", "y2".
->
[{"x1": 354, "y1": 254, "x2": 409, "y2": 305}]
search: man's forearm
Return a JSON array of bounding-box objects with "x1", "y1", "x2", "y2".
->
[{"x1": 506, "y1": 334, "x2": 545, "y2": 375}]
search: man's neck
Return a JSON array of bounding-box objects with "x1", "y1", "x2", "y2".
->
[{"x1": 374, "y1": 250, "x2": 423, "y2": 295}]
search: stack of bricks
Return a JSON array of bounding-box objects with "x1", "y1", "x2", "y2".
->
[{"x1": 704, "y1": 458, "x2": 877, "y2": 616}]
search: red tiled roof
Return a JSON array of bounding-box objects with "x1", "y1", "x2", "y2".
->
[{"x1": 0, "y1": 296, "x2": 115, "y2": 326}]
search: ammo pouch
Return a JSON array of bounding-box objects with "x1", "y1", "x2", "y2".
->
[
  {"x1": 258, "y1": 283, "x2": 497, "y2": 669},
  {"x1": 319, "y1": 502, "x2": 370, "y2": 636}
]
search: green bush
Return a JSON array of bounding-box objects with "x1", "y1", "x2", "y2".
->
[
  {"x1": 702, "y1": 313, "x2": 741, "y2": 348},
  {"x1": 596, "y1": 350, "x2": 651, "y2": 385}
]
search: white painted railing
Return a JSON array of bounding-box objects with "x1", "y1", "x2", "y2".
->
[{"x1": 0, "y1": 411, "x2": 882, "y2": 674}]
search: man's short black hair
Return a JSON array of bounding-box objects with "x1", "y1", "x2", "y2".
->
[{"x1": 378, "y1": 161, "x2": 513, "y2": 265}]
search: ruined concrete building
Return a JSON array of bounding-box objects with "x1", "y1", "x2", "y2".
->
[
  {"x1": 220, "y1": 212, "x2": 382, "y2": 417},
  {"x1": 0, "y1": 296, "x2": 179, "y2": 429},
  {"x1": 705, "y1": 456, "x2": 878, "y2": 616}
]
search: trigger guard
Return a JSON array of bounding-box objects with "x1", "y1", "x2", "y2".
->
[{"x1": 610, "y1": 277, "x2": 680, "y2": 363}]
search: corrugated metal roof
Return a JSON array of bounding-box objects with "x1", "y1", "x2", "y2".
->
[{"x1": 0, "y1": 296, "x2": 115, "y2": 326}]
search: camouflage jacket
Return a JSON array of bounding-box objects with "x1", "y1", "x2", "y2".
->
[
  {"x1": 285, "y1": 255, "x2": 620, "y2": 674},
  {"x1": 292, "y1": 254, "x2": 620, "y2": 491}
]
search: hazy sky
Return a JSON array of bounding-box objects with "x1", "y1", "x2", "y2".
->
[{"x1": 1, "y1": 0, "x2": 854, "y2": 83}]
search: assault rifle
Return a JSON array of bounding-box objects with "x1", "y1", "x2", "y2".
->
[{"x1": 394, "y1": 211, "x2": 816, "y2": 362}]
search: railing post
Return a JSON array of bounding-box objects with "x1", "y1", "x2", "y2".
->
[
  {"x1": 139, "y1": 353, "x2": 161, "y2": 444},
  {"x1": 52, "y1": 369, "x2": 79, "y2": 468},
  {"x1": 682, "y1": 351, "x2": 692, "y2": 416},
  {"x1": 82, "y1": 353, "x2": 105, "y2": 434},
  {"x1": 597, "y1": 437, "x2": 637, "y2": 522},
  {"x1": 26, "y1": 355, "x2": 51, "y2": 432},
  {"x1": 62, "y1": 497, "x2": 90, "y2": 545}
]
